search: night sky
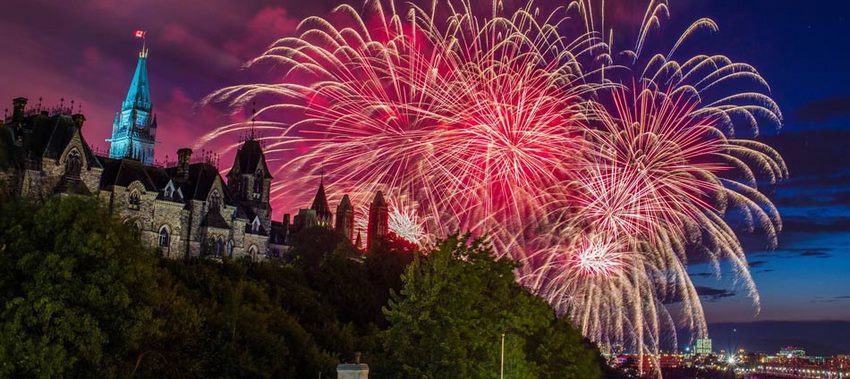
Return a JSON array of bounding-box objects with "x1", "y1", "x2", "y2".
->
[{"x1": 1, "y1": 0, "x2": 848, "y2": 352}]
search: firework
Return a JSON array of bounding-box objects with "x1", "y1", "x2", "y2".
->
[{"x1": 202, "y1": 0, "x2": 786, "y2": 360}]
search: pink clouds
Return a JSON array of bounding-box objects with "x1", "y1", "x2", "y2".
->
[{"x1": 223, "y1": 6, "x2": 300, "y2": 61}]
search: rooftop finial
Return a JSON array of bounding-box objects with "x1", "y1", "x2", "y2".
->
[{"x1": 250, "y1": 101, "x2": 257, "y2": 140}]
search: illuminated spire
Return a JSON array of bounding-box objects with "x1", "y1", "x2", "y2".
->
[
  {"x1": 122, "y1": 45, "x2": 151, "y2": 113},
  {"x1": 108, "y1": 33, "x2": 156, "y2": 165}
]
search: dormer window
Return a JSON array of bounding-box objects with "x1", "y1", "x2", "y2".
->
[
  {"x1": 209, "y1": 190, "x2": 221, "y2": 212},
  {"x1": 164, "y1": 181, "x2": 174, "y2": 198},
  {"x1": 65, "y1": 149, "x2": 82, "y2": 179},
  {"x1": 128, "y1": 190, "x2": 141, "y2": 210}
]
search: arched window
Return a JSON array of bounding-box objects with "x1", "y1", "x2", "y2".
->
[
  {"x1": 65, "y1": 149, "x2": 82, "y2": 178},
  {"x1": 215, "y1": 237, "x2": 225, "y2": 256},
  {"x1": 128, "y1": 191, "x2": 141, "y2": 210},
  {"x1": 248, "y1": 245, "x2": 258, "y2": 262},
  {"x1": 209, "y1": 190, "x2": 221, "y2": 212},
  {"x1": 226, "y1": 240, "x2": 234, "y2": 257},
  {"x1": 122, "y1": 219, "x2": 142, "y2": 239},
  {"x1": 251, "y1": 217, "x2": 261, "y2": 234},
  {"x1": 158, "y1": 226, "x2": 170, "y2": 248}
]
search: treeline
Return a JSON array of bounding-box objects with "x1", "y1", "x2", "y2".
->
[{"x1": 0, "y1": 195, "x2": 609, "y2": 378}]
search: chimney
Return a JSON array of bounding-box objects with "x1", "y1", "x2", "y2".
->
[
  {"x1": 12, "y1": 97, "x2": 27, "y2": 122},
  {"x1": 71, "y1": 114, "x2": 85, "y2": 129},
  {"x1": 177, "y1": 148, "x2": 192, "y2": 179},
  {"x1": 337, "y1": 353, "x2": 368, "y2": 379}
]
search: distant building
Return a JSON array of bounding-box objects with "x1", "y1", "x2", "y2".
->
[
  {"x1": 778, "y1": 346, "x2": 806, "y2": 358},
  {"x1": 694, "y1": 338, "x2": 713, "y2": 355}
]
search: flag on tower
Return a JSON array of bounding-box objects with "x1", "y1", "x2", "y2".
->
[{"x1": 134, "y1": 30, "x2": 146, "y2": 39}]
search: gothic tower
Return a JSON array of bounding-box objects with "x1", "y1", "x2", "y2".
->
[
  {"x1": 335, "y1": 194, "x2": 354, "y2": 241},
  {"x1": 310, "y1": 177, "x2": 333, "y2": 227},
  {"x1": 108, "y1": 46, "x2": 157, "y2": 165},
  {"x1": 226, "y1": 137, "x2": 273, "y2": 231},
  {"x1": 367, "y1": 191, "x2": 389, "y2": 250}
]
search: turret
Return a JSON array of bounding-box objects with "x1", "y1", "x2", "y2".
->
[
  {"x1": 335, "y1": 194, "x2": 355, "y2": 242},
  {"x1": 310, "y1": 177, "x2": 333, "y2": 227},
  {"x1": 367, "y1": 191, "x2": 388, "y2": 250}
]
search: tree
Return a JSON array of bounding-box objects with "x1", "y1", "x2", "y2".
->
[
  {"x1": 0, "y1": 196, "x2": 161, "y2": 377},
  {"x1": 381, "y1": 234, "x2": 604, "y2": 379}
]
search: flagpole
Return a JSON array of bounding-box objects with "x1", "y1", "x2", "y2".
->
[{"x1": 500, "y1": 333, "x2": 505, "y2": 379}]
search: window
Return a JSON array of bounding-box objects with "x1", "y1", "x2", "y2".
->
[
  {"x1": 251, "y1": 217, "x2": 261, "y2": 234},
  {"x1": 215, "y1": 237, "x2": 225, "y2": 256},
  {"x1": 164, "y1": 181, "x2": 174, "y2": 198},
  {"x1": 253, "y1": 172, "x2": 262, "y2": 193},
  {"x1": 226, "y1": 240, "x2": 234, "y2": 257},
  {"x1": 128, "y1": 191, "x2": 141, "y2": 210},
  {"x1": 158, "y1": 226, "x2": 170, "y2": 248},
  {"x1": 248, "y1": 245, "x2": 258, "y2": 262},
  {"x1": 65, "y1": 149, "x2": 82, "y2": 179},
  {"x1": 252, "y1": 171, "x2": 263, "y2": 198}
]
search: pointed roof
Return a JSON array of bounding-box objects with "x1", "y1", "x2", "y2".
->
[
  {"x1": 4, "y1": 113, "x2": 101, "y2": 170},
  {"x1": 122, "y1": 52, "x2": 152, "y2": 112},
  {"x1": 229, "y1": 138, "x2": 272, "y2": 178},
  {"x1": 371, "y1": 190, "x2": 387, "y2": 207},
  {"x1": 337, "y1": 194, "x2": 353, "y2": 211},
  {"x1": 310, "y1": 179, "x2": 332, "y2": 218}
]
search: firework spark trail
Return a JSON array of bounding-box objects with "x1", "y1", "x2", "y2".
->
[{"x1": 202, "y1": 0, "x2": 786, "y2": 362}]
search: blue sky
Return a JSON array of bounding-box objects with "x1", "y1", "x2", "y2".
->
[{"x1": 673, "y1": 0, "x2": 850, "y2": 324}]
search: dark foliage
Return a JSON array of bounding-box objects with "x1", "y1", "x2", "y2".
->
[{"x1": 0, "y1": 196, "x2": 608, "y2": 378}]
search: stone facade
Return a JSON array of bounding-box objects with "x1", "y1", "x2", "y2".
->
[
  {"x1": 0, "y1": 49, "x2": 390, "y2": 261},
  {"x1": 0, "y1": 96, "x2": 291, "y2": 261}
]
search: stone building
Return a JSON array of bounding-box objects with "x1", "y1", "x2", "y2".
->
[
  {"x1": 0, "y1": 94, "x2": 277, "y2": 260},
  {"x1": 0, "y1": 46, "x2": 390, "y2": 260}
]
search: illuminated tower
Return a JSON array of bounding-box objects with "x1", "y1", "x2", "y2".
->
[
  {"x1": 335, "y1": 194, "x2": 355, "y2": 241},
  {"x1": 108, "y1": 45, "x2": 156, "y2": 164},
  {"x1": 367, "y1": 191, "x2": 388, "y2": 250}
]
